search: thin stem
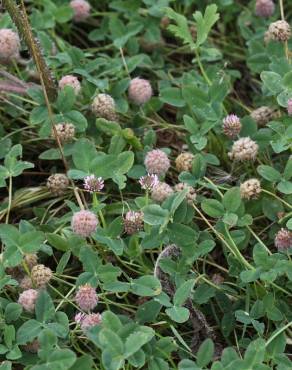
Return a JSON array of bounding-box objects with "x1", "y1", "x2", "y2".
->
[
  {"x1": 265, "y1": 321, "x2": 292, "y2": 347},
  {"x1": 5, "y1": 176, "x2": 13, "y2": 224},
  {"x1": 262, "y1": 189, "x2": 292, "y2": 210}
]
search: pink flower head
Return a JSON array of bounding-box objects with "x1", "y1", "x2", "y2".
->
[
  {"x1": 139, "y1": 173, "x2": 159, "y2": 190},
  {"x1": 58, "y1": 75, "x2": 81, "y2": 95},
  {"x1": 275, "y1": 228, "x2": 292, "y2": 251},
  {"x1": 124, "y1": 211, "x2": 144, "y2": 235},
  {"x1": 255, "y1": 0, "x2": 275, "y2": 18},
  {"x1": 84, "y1": 175, "x2": 104, "y2": 193},
  {"x1": 128, "y1": 77, "x2": 153, "y2": 105},
  {"x1": 18, "y1": 289, "x2": 38, "y2": 313},
  {"x1": 144, "y1": 149, "x2": 170, "y2": 176},
  {"x1": 0, "y1": 29, "x2": 20, "y2": 62},
  {"x1": 75, "y1": 284, "x2": 98, "y2": 311},
  {"x1": 75, "y1": 312, "x2": 86, "y2": 323},
  {"x1": 80, "y1": 313, "x2": 102, "y2": 330},
  {"x1": 287, "y1": 99, "x2": 292, "y2": 116},
  {"x1": 71, "y1": 210, "x2": 99, "y2": 237},
  {"x1": 70, "y1": 0, "x2": 91, "y2": 22}
]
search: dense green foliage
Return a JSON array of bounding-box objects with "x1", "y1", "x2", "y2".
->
[{"x1": 0, "y1": 0, "x2": 292, "y2": 369}]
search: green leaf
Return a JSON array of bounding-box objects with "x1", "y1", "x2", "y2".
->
[
  {"x1": 101, "y1": 311, "x2": 122, "y2": 333},
  {"x1": 192, "y1": 154, "x2": 206, "y2": 179},
  {"x1": 16, "y1": 319, "x2": 42, "y2": 344},
  {"x1": 257, "y1": 165, "x2": 281, "y2": 182},
  {"x1": 72, "y1": 138, "x2": 97, "y2": 172},
  {"x1": 222, "y1": 187, "x2": 241, "y2": 212},
  {"x1": 5, "y1": 303, "x2": 22, "y2": 323},
  {"x1": 193, "y1": 5, "x2": 220, "y2": 47},
  {"x1": 201, "y1": 199, "x2": 224, "y2": 218},
  {"x1": 32, "y1": 349, "x2": 76, "y2": 370},
  {"x1": 173, "y1": 279, "x2": 195, "y2": 306},
  {"x1": 282, "y1": 71, "x2": 292, "y2": 89},
  {"x1": 35, "y1": 290, "x2": 55, "y2": 323},
  {"x1": 131, "y1": 275, "x2": 162, "y2": 297},
  {"x1": 168, "y1": 223, "x2": 198, "y2": 248},
  {"x1": 260, "y1": 71, "x2": 283, "y2": 94},
  {"x1": 165, "y1": 8, "x2": 195, "y2": 49},
  {"x1": 196, "y1": 338, "x2": 214, "y2": 367},
  {"x1": 142, "y1": 205, "x2": 169, "y2": 226},
  {"x1": 166, "y1": 306, "x2": 190, "y2": 323},
  {"x1": 124, "y1": 327, "x2": 155, "y2": 358},
  {"x1": 99, "y1": 329, "x2": 124, "y2": 355},
  {"x1": 243, "y1": 338, "x2": 265, "y2": 367},
  {"x1": 277, "y1": 180, "x2": 292, "y2": 194},
  {"x1": 159, "y1": 87, "x2": 185, "y2": 107}
]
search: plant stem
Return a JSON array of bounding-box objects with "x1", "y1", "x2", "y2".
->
[{"x1": 5, "y1": 176, "x2": 13, "y2": 224}]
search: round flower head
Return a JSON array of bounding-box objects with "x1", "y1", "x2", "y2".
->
[
  {"x1": 84, "y1": 175, "x2": 104, "y2": 193},
  {"x1": 144, "y1": 149, "x2": 170, "y2": 176},
  {"x1": 47, "y1": 174, "x2": 69, "y2": 196},
  {"x1": 59, "y1": 75, "x2": 81, "y2": 95},
  {"x1": 19, "y1": 276, "x2": 33, "y2": 290},
  {"x1": 287, "y1": 99, "x2": 292, "y2": 116},
  {"x1": 23, "y1": 254, "x2": 38, "y2": 271},
  {"x1": 75, "y1": 284, "x2": 98, "y2": 311},
  {"x1": 128, "y1": 77, "x2": 153, "y2": 105},
  {"x1": 255, "y1": 0, "x2": 275, "y2": 18},
  {"x1": 139, "y1": 173, "x2": 159, "y2": 191},
  {"x1": 80, "y1": 313, "x2": 102, "y2": 330},
  {"x1": 71, "y1": 210, "x2": 99, "y2": 237},
  {"x1": 240, "y1": 179, "x2": 261, "y2": 200},
  {"x1": 222, "y1": 114, "x2": 242, "y2": 138},
  {"x1": 268, "y1": 20, "x2": 291, "y2": 42},
  {"x1": 151, "y1": 182, "x2": 173, "y2": 203},
  {"x1": 174, "y1": 183, "x2": 197, "y2": 204},
  {"x1": 53, "y1": 123, "x2": 75, "y2": 143},
  {"x1": 70, "y1": 0, "x2": 91, "y2": 22},
  {"x1": 250, "y1": 106, "x2": 275, "y2": 127},
  {"x1": 175, "y1": 152, "x2": 194, "y2": 173},
  {"x1": 275, "y1": 228, "x2": 292, "y2": 251},
  {"x1": 0, "y1": 29, "x2": 20, "y2": 62},
  {"x1": 18, "y1": 289, "x2": 38, "y2": 313},
  {"x1": 228, "y1": 137, "x2": 258, "y2": 161},
  {"x1": 91, "y1": 93, "x2": 117, "y2": 121},
  {"x1": 124, "y1": 211, "x2": 144, "y2": 235},
  {"x1": 31, "y1": 264, "x2": 52, "y2": 288}
]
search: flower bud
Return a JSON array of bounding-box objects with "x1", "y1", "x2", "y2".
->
[
  {"x1": 0, "y1": 29, "x2": 20, "y2": 62},
  {"x1": 222, "y1": 114, "x2": 242, "y2": 138},
  {"x1": 250, "y1": 106, "x2": 275, "y2": 127},
  {"x1": 268, "y1": 20, "x2": 291, "y2": 42},
  {"x1": 91, "y1": 93, "x2": 117, "y2": 121},
  {"x1": 128, "y1": 78, "x2": 153, "y2": 105},
  {"x1": 151, "y1": 182, "x2": 173, "y2": 203},
  {"x1": 175, "y1": 152, "x2": 194, "y2": 172},
  {"x1": 255, "y1": 0, "x2": 275, "y2": 18},
  {"x1": 31, "y1": 264, "x2": 52, "y2": 288},
  {"x1": 18, "y1": 289, "x2": 38, "y2": 312},
  {"x1": 275, "y1": 228, "x2": 292, "y2": 251},
  {"x1": 240, "y1": 179, "x2": 261, "y2": 200},
  {"x1": 70, "y1": 0, "x2": 91, "y2": 22},
  {"x1": 53, "y1": 123, "x2": 75, "y2": 143},
  {"x1": 59, "y1": 75, "x2": 81, "y2": 95},
  {"x1": 228, "y1": 137, "x2": 258, "y2": 161},
  {"x1": 124, "y1": 211, "x2": 144, "y2": 235}
]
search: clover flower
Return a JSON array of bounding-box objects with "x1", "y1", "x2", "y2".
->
[
  {"x1": 240, "y1": 179, "x2": 262, "y2": 200},
  {"x1": 18, "y1": 289, "x2": 38, "y2": 312},
  {"x1": 139, "y1": 174, "x2": 159, "y2": 191},
  {"x1": 75, "y1": 284, "x2": 98, "y2": 311},
  {"x1": 47, "y1": 174, "x2": 69, "y2": 196},
  {"x1": 124, "y1": 211, "x2": 144, "y2": 235},
  {"x1": 222, "y1": 114, "x2": 242, "y2": 138},
  {"x1": 59, "y1": 75, "x2": 81, "y2": 95},
  {"x1": 228, "y1": 137, "x2": 258, "y2": 161},
  {"x1": 151, "y1": 182, "x2": 173, "y2": 203},
  {"x1": 175, "y1": 152, "x2": 194, "y2": 172},
  {"x1": 91, "y1": 93, "x2": 117, "y2": 121},
  {"x1": 84, "y1": 175, "x2": 104, "y2": 193},
  {"x1": 128, "y1": 77, "x2": 153, "y2": 105},
  {"x1": 144, "y1": 149, "x2": 170, "y2": 176},
  {"x1": 71, "y1": 210, "x2": 99, "y2": 237}
]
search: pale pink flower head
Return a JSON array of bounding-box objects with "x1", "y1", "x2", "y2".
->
[
  {"x1": 255, "y1": 0, "x2": 275, "y2": 18},
  {"x1": 75, "y1": 284, "x2": 98, "y2": 311},
  {"x1": 18, "y1": 289, "x2": 38, "y2": 313},
  {"x1": 71, "y1": 210, "x2": 99, "y2": 237},
  {"x1": 222, "y1": 114, "x2": 242, "y2": 139},
  {"x1": 287, "y1": 99, "x2": 292, "y2": 116},
  {"x1": 75, "y1": 312, "x2": 86, "y2": 323},
  {"x1": 275, "y1": 228, "x2": 292, "y2": 251},
  {"x1": 0, "y1": 29, "x2": 20, "y2": 62},
  {"x1": 228, "y1": 137, "x2": 258, "y2": 161},
  {"x1": 151, "y1": 182, "x2": 173, "y2": 203},
  {"x1": 80, "y1": 313, "x2": 102, "y2": 330},
  {"x1": 84, "y1": 175, "x2": 104, "y2": 193},
  {"x1": 139, "y1": 173, "x2": 159, "y2": 191},
  {"x1": 58, "y1": 75, "x2": 81, "y2": 95},
  {"x1": 144, "y1": 149, "x2": 170, "y2": 176},
  {"x1": 70, "y1": 0, "x2": 91, "y2": 22},
  {"x1": 128, "y1": 77, "x2": 153, "y2": 105}
]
